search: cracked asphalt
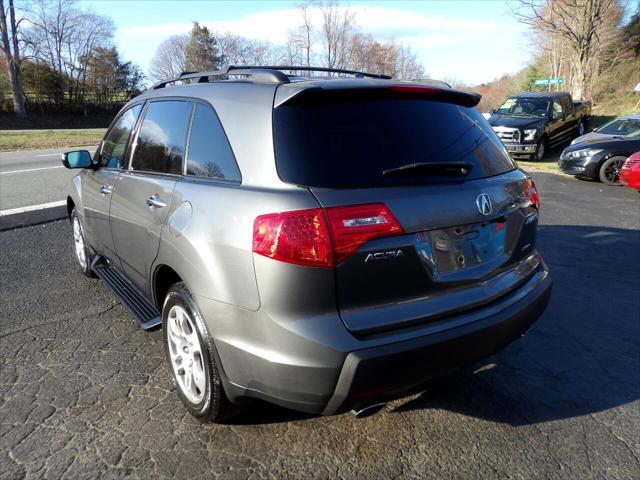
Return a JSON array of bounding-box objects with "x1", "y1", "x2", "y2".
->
[{"x1": 1, "y1": 172, "x2": 639, "y2": 479}]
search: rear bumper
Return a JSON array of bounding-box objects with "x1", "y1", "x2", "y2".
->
[
  {"x1": 322, "y1": 270, "x2": 552, "y2": 415},
  {"x1": 620, "y1": 170, "x2": 640, "y2": 190}
]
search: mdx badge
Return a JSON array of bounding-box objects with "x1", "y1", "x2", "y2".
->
[
  {"x1": 365, "y1": 250, "x2": 404, "y2": 262},
  {"x1": 476, "y1": 193, "x2": 492, "y2": 216}
]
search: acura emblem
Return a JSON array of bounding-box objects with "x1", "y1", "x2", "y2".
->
[{"x1": 476, "y1": 193, "x2": 492, "y2": 216}]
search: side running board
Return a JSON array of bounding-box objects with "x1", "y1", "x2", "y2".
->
[{"x1": 91, "y1": 256, "x2": 162, "y2": 330}]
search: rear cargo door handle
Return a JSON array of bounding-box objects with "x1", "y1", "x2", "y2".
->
[
  {"x1": 146, "y1": 195, "x2": 167, "y2": 208},
  {"x1": 100, "y1": 185, "x2": 112, "y2": 195}
]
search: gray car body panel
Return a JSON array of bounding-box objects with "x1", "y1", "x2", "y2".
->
[{"x1": 67, "y1": 75, "x2": 551, "y2": 415}]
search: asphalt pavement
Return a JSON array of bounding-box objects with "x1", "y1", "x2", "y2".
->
[
  {"x1": 0, "y1": 148, "x2": 96, "y2": 212},
  {"x1": 0, "y1": 172, "x2": 639, "y2": 479}
]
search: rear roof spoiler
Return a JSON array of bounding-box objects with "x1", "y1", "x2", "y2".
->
[{"x1": 276, "y1": 84, "x2": 481, "y2": 109}]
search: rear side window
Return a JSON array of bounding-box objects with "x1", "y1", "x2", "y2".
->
[
  {"x1": 186, "y1": 104, "x2": 241, "y2": 182},
  {"x1": 274, "y1": 92, "x2": 516, "y2": 188},
  {"x1": 560, "y1": 96, "x2": 573, "y2": 114},
  {"x1": 131, "y1": 101, "x2": 192, "y2": 174},
  {"x1": 98, "y1": 104, "x2": 142, "y2": 169}
]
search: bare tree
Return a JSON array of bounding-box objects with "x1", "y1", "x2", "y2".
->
[
  {"x1": 218, "y1": 32, "x2": 284, "y2": 66},
  {"x1": 148, "y1": 34, "x2": 189, "y2": 81},
  {"x1": 319, "y1": 0, "x2": 354, "y2": 69},
  {"x1": 347, "y1": 33, "x2": 425, "y2": 78},
  {"x1": 293, "y1": 0, "x2": 315, "y2": 66},
  {"x1": 515, "y1": 0, "x2": 624, "y2": 99},
  {"x1": 0, "y1": 0, "x2": 26, "y2": 117},
  {"x1": 22, "y1": 0, "x2": 113, "y2": 105}
]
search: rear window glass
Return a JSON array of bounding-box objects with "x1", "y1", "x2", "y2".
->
[{"x1": 274, "y1": 92, "x2": 516, "y2": 189}]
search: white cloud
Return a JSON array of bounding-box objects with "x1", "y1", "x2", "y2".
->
[{"x1": 119, "y1": 4, "x2": 530, "y2": 85}]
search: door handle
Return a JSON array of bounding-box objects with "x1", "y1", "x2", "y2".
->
[
  {"x1": 100, "y1": 185, "x2": 113, "y2": 195},
  {"x1": 146, "y1": 195, "x2": 167, "y2": 208}
]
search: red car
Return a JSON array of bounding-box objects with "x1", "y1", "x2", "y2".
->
[{"x1": 620, "y1": 152, "x2": 640, "y2": 190}]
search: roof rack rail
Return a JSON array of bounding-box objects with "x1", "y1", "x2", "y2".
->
[
  {"x1": 239, "y1": 65, "x2": 392, "y2": 80},
  {"x1": 151, "y1": 65, "x2": 391, "y2": 89}
]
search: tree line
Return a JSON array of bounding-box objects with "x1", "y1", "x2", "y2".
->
[
  {"x1": 148, "y1": 1, "x2": 425, "y2": 82},
  {"x1": 1, "y1": 0, "x2": 426, "y2": 119},
  {"x1": 0, "y1": 0, "x2": 144, "y2": 117}
]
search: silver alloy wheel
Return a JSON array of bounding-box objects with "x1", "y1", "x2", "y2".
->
[
  {"x1": 579, "y1": 121, "x2": 585, "y2": 136},
  {"x1": 167, "y1": 305, "x2": 206, "y2": 404},
  {"x1": 73, "y1": 216, "x2": 87, "y2": 270}
]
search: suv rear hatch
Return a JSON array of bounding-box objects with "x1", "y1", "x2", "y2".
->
[{"x1": 273, "y1": 85, "x2": 542, "y2": 336}]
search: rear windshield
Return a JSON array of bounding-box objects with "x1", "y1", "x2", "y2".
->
[{"x1": 274, "y1": 91, "x2": 516, "y2": 189}]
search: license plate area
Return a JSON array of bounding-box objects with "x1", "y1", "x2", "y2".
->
[{"x1": 426, "y1": 217, "x2": 508, "y2": 274}]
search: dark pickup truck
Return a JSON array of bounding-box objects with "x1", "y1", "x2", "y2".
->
[{"x1": 488, "y1": 92, "x2": 592, "y2": 161}]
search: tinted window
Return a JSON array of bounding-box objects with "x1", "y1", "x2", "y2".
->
[
  {"x1": 186, "y1": 104, "x2": 241, "y2": 181},
  {"x1": 552, "y1": 101, "x2": 562, "y2": 115},
  {"x1": 131, "y1": 101, "x2": 192, "y2": 174},
  {"x1": 560, "y1": 96, "x2": 573, "y2": 114},
  {"x1": 274, "y1": 92, "x2": 516, "y2": 189},
  {"x1": 98, "y1": 104, "x2": 142, "y2": 169}
]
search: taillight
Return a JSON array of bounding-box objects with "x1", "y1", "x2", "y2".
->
[
  {"x1": 253, "y1": 208, "x2": 332, "y2": 267},
  {"x1": 252, "y1": 203, "x2": 404, "y2": 268},
  {"x1": 325, "y1": 203, "x2": 404, "y2": 265},
  {"x1": 524, "y1": 178, "x2": 540, "y2": 209}
]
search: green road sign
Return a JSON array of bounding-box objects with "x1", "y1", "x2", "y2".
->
[{"x1": 535, "y1": 78, "x2": 564, "y2": 86}]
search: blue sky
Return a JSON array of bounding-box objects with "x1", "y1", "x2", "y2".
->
[{"x1": 79, "y1": 0, "x2": 533, "y2": 85}]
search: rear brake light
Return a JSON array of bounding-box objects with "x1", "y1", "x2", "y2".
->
[
  {"x1": 253, "y1": 208, "x2": 332, "y2": 267},
  {"x1": 325, "y1": 203, "x2": 404, "y2": 265},
  {"x1": 252, "y1": 203, "x2": 404, "y2": 268},
  {"x1": 524, "y1": 178, "x2": 540, "y2": 209}
]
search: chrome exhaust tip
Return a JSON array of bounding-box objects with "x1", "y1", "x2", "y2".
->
[{"x1": 351, "y1": 402, "x2": 386, "y2": 418}]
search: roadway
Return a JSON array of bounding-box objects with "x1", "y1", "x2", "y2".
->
[{"x1": 0, "y1": 147, "x2": 96, "y2": 213}]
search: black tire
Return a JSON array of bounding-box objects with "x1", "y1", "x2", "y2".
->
[
  {"x1": 162, "y1": 282, "x2": 243, "y2": 422},
  {"x1": 70, "y1": 208, "x2": 95, "y2": 277},
  {"x1": 534, "y1": 136, "x2": 547, "y2": 162},
  {"x1": 598, "y1": 156, "x2": 626, "y2": 186}
]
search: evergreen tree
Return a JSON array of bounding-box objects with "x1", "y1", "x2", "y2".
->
[{"x1": 186, "y1": 22, "x2": 222, "y2": 72}]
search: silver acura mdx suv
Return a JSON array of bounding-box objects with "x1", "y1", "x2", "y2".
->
[{"x1": 63, "y1": 66, "x2": 552, "y2": 422}]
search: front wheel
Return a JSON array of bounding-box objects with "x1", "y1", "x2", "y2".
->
[
  {"x1": 70, "y1": 208, "x2": 95, "y2": 277},
  {"x1": 163, "y1": 282, "x2": 243, "y2": 422},
  {"x1": 534, "y1": 136, "x2": 547, "y2": 162},
  {"x1": 598, "y1": 156, "x2": 626, "y2": 186}
]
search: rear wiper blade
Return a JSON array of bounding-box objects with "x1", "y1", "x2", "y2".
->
[{"x1": 382, "y1": 162, "x2": 474, "y2": 177}]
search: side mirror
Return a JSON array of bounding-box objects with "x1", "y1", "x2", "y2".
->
[
  {"x1": 62, "y1": 150, "x2": 93, "y2": 169},
  {"x1": 491, "y1": 109, "x2": 496, "y2": 114},
  {"x1": 552, "y1": 111, "x2": 564, "y2": 121}
]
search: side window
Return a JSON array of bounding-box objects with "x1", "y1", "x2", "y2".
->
[
  {"x1": 98, "y1": 104, "x2": 142, "y2": 169},
  {"x1": 552, "y1": 101, "x2": 563, "y2": 116},
  {"x1": 186, "y1": 104, "x2": 241, "y2": 182},
  {"x1": 560, "y1": 96, "x2": 573, "y2": 114},
  {"x1": 131, "y1": 101, "x2": 192, "y2": 174}
]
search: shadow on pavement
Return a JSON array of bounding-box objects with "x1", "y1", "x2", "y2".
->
[{"x1": 393, "y1": 224, "x2": 640, "y2": 425}]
